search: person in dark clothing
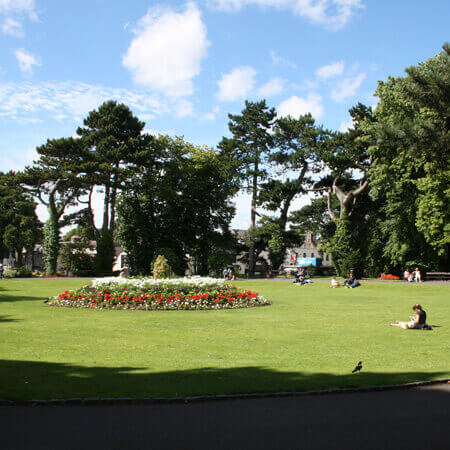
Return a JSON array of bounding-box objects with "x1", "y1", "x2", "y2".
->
[
  {"x1": 343, "y1": 271, "x2": 355, "y2": 287},
  {"x1": 390, "y1": 304, "x2": 430, "y2": 329}
]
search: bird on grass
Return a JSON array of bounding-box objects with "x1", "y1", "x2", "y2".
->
[{"x1": 352, "y1": 361, "x2": 363, "y2": 373}]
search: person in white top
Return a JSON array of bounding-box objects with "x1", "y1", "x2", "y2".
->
[
  {"x1": 330, "y1": 277, "x2": 339, "y2": 288},
  {"x1": 414, "y1": 268, "x2": 422, "y2": 283}
]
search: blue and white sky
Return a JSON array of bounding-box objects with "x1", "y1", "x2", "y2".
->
[{"x1": 0, "y1": 0, "x2": 448, "y2": 228}]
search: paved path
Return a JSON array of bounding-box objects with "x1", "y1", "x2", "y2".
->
[{"x1": 2, "y1": 384, "x2": 449, "y2": 449}]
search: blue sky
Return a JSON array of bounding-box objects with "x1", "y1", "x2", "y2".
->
[{"x1": 0, "y1": 0, "x2": 448, "y2": 228}]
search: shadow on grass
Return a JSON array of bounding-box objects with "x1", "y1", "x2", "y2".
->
[
  {"x1": 0, "y1": 359, "x2": 447, "y2": 401},
  {"x1": 0, "y1": 315, "x2": 21, "y2": 323},
  {"x1": 0, "y1": 284, "x2": 48, "y2": 303}
]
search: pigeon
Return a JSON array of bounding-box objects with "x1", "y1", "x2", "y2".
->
[{"x1": 352, "y1": 361, "x2": 363, "y2": 373}]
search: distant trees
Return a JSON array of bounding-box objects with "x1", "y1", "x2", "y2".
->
[
  {"x1": 3, "y1": 43, "x2": 447, "y2": 277},
  {"x1": 0, "y1": 172, "x2": 41, "y2": 267}
]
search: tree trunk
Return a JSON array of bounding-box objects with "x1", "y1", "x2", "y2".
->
[
  {"x1": 102, "y1": 185, "x2": 110, "y2": 230},
  {"x1": 248, "y1": 166, "x2": 258, "y2": 276},
  {"x1": 109, "y1": 170, "x2": 119, "y2": 231},
  {"x1": 43, "y1": 205, "x2": 60, "y2": 275}
]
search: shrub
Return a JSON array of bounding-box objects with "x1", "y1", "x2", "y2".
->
[
  {"x1": 152, "y1": 255, "x2": 172, "y2": 278},
  {"x1": 16, "y1": 266, "x2": 33, "y2": 277},
  {"x1": 2, "y1": 268, "x2": 17, "y2": 278}
]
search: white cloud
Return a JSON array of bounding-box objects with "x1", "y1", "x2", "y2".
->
[
  {"x1": 0, "y1": 0, "x2": 36, "y2": 15},
  {"x1": 269, "y1": 50, "x2": 297, "y2": 69},
  {"x1": 2, "y1": 17, "x2": 24, "y2": 36},
  {"x1": 0, "y1": 0, "x2": 38, "y2": 37},
  {"x1": 331, "y1": 72, "x2": 366, "y2": 102},
  {"x1": 174, "y1": 99, "x2": 194, "y2": 118},
  {"x1": 316, "y1": 60, "x2": 345, "y2": 79},
  {"x1": 212, "y1": 0, "x2": 364, "y2": 31},
  {"x1": 278, "y1": 93, "x2": 323, "y2": 119},
  {"x1": 14, "y1": 48, "x2": 41, "y2": 74},
  {"x1": 122, "y1": 2, "x2": 209, "y2": 97},
  {"x1": 257, "y1": 77, "x2": 285, "y2": 98},
  {"x1": 216, "y1": 66, "x2": 256, "y2": 102},
  {"x1": 0, "y1": 81, "x2": 167, "y2": 123},
  {"x1": 204, "y1": 106, "x2": 220, "y2": 121}
]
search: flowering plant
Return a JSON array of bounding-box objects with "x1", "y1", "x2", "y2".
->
[
  {"x1": 380, "y1": 274, "x2": 400, "y2": 280},
  {"x1": 48, "y1": 276, "x2": 270, "y2": 311}
]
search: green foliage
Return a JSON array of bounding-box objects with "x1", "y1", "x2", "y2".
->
[
  {"x1": 59, "y1": 236, "x2": 95, "y2": 276},
  {"x1": 151, "y1": 248, "x2": 185, "y2": 277},
  {"x1": 16, "y1": 266, "x2": 33, "y2": 277},
  {"x1": 207, "y1": 250, "x2": 235, "y2": 275},
  {"x1": 117, "y1": 137, "x2": 237, "y2": 275},
  {"x1": 330, "y1": 218, "x2": 361, "y2": 276},
  {"x1": 43, "y1": 219, "x2": 60, "y2": 275},
  {"x1": 94, "y1": 229, "x2": 114, "y2": 275},
  {"x1": 0, "y1": 172, "x2": 42, "y2": 266},
  {"x1": 152, "y1": 255, "x2": 172, "y2": 278},
  {"x1": 365, "y1": 44, "x2": 449, "y2": 267}
]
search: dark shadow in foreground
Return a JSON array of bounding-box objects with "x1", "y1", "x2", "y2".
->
[
  {"x1": 0, "y1": 315, "x2": 21, "y2": 323},
  {"x1": 0, "y1": 359, "x2": 448, "y2": 401}
]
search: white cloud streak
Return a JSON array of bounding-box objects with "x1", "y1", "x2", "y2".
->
[
  {"x1": 2, "y1": 17, "x2": 24, "y2": 36},
  {"x1": 0, "y1": 81, "x2": 167, "y2": 123},
  {"x1": 122, "y1": 2, "x2": 210, "y2": 97},
  {"x1": 331, "y1": 72, "x2": 366, "y2": 102},
  {"x1": 216, "y1": 66, "x2": 256, "y2": 102},
  {"x1": 212, "y1": 0, "x2": 364, "y2": 31},
  {"x1": 0, "y1": 0, "x2": 37, "y2": 37},
  {"x1": 316, "y1": 60, "x2": 345, "y2": 79},
  {"x1": 14, "y1": 48, "x2": 41, "y2": 74},
  {"x1": 269, "y1": 50, "x2": 297, "y2": 69}
]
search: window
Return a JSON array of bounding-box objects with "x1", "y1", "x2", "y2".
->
[
  {"x1": 326, "y1": 254, "x2": 329, "y2": 261},
  {"x1": 303, "y1": 253, "x2": 306, "y2": 258},
  {"x1": 311, "y1": 253, "x2": 314, "y2": 258}
]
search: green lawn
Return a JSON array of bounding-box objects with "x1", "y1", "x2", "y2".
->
[{"x1": 0, "y1": 279, "x2": 449, "y2": 400}]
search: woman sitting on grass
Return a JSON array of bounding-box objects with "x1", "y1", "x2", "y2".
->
[{"x1": 390, "y1": 304, "x2": 431, "y2": 329}]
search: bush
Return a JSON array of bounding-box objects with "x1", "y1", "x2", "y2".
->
[
  {"x1": 16, "y1": 266, "x2": 33, "y2": 277},
  {"x1": 2, "y1": 268, "x2": 17, "y2": 278},
  {"x1": 152, "y1": 255, "x2": 172, "y2": 278}
]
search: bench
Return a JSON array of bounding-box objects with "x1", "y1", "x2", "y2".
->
[{"x1": 426, "y1": 272, "x2": 450, "y2": 281}]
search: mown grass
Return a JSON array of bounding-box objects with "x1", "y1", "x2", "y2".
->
[{"x1": 0, "y1": 278, "x2": 448, "y2": 400}]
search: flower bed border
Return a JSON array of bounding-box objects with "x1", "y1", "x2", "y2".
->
[{"x1": 47, "y1": 277, "x2": 270, "y2": 311}]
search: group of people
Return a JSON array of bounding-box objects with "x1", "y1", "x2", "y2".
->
[
  {"x1": 222, "y1": 266, "x2": 235, "y2": 280},
  {"x1": 330, "y1": 270, "x2": 361, "y2": 289},
  {"x1": 403, "y1": 268, "x2": 422, "y2": 283},
  {"x1": 293, "y1": 267, "x2": 313, "y2": 285}
]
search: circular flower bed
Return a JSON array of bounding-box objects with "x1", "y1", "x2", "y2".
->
[{"x1": 47, "y1": 277, "x2": 270, "y2": 311}]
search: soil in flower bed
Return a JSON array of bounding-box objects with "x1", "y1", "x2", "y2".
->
[{"x1": 47, "y1": 277, "x2": 270, "y2": 311}]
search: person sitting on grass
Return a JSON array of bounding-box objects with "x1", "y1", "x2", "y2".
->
[
  {"x1": 343, "y1": 271, "x2": 360, "y2": 288},
  {"x1": 330, "y1": 277, "x2": 339, "y2": 288},
  {"x1": 389, "y1": 304, "x2": 431, "y2": 329},
  {"x1": 343, "y1": 271, "x2": 355, "y2": 287}
]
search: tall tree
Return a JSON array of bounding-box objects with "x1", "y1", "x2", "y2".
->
[
  {"x1": 116, "y1": 136, "x2": 238, "y2": 275},
  {"x1": 258, "y1": 113, "x2": 330, "y2": 268},
  {"x1": 218, "y1": 100, "x2": 276, "y2": 275},
  {"x1": 76, "y1": 100, "x2": 148, "y2": 234},
  {"x1": 20, "y1": 137, "x2": 85, "y2": 274},
  {"x1": 364, "y1": 43, "x2": 449, "y2": 268}
]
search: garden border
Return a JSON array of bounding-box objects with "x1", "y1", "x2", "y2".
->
[{"x1": 1, "y1": 378, "x2": 448, "y2": 407}]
